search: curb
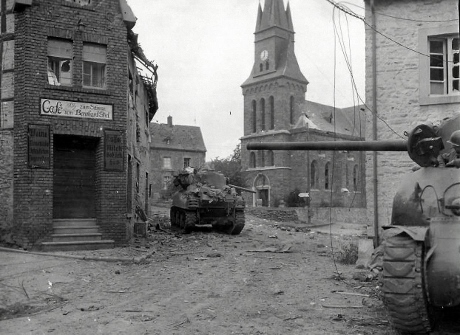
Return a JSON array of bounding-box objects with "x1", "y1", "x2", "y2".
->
[{"x1": 0, "y1": 246, "x2": 155, "y2": 264}]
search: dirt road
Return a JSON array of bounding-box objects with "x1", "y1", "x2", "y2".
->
[{"x1": 1, "y1": 211, "x2": 458, "y2": 334}]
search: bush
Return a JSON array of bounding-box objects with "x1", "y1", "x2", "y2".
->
[{"x1": 335, "y1": 242, "x2": 358, "y2": 265}]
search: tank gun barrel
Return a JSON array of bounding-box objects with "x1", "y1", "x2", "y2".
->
[
  {"x1": 228, "y1": 184, "x2": 257, "y2": 194},
  {"x1": 247, "y1": 140, "x2": 408, "y2": 152}
]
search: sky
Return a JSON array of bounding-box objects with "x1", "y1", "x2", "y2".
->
[{"x1": 127, "y1": 0, "x2": 366, "y2": 160}]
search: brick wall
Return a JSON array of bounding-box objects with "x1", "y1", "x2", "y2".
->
[
  {"x1": 364, "y1": 0, "x2": 460, "y2": 237},
  {"x1": 0, "y1": 130, "x2": 13, "y2": 240},
  {"x1": 9, "y1": 0, "x2": 132, "y2": 247}
]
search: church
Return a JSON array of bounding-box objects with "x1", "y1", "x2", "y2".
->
[{"x1": 240, "y1": 0, "x2": 366, "y2": 210}]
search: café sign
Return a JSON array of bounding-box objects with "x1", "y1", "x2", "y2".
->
[{"x1": 40, "y1": 98, "x2": 113, "y2": 120}]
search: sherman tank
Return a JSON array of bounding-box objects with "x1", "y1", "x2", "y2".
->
[
  {"x1": 247, "y1": 115, "x2": 460, "y2": 334},
  {"x1": 170, "y1": 167, "x2": 255, "y2": 235}
]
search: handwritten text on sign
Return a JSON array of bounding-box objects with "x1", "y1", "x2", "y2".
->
[{"x1": 40, "y1": 99, "x2": 113, "y2": 120}]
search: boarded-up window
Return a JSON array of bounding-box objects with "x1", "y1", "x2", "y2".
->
[
  {"x1": 48, "y1": 39, "x2": 73, "y2": 86},
  {"x1": 83, "y1": 43, "x2": 107, "y2": 88}
]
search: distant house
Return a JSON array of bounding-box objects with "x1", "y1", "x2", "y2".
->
[
  {"x1": 149, "y1": 116, "x2": 206, "y2": 201},
  {"x1": 241, "y1": 0, "x2": 366, "y2": 210},
  {"x1": 364, "y1": 0, "x2": 460, "y2": 237}
]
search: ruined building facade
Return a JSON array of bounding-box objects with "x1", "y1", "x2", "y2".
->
[{"x1": 0, "y1": 0, "x2": 156, "y2": 249}]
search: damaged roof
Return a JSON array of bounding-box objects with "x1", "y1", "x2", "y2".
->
[{"x1": 295, "y1": 100, "x2": 366, "y2": 138}]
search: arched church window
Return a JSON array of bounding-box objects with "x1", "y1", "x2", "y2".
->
[
  {"x1": 259, "y1": 151, "x2": 265, "y2": 167},
  {"x1": 252, "y1": 100, "x2": 257, "y2": 133},
  {"x1": 269, "y1": 96, "x2": 274, "y2": 130},
  {"x1": 261, "y1": 98, "x2": 265, "y2": 131},
  {"x1": 325, "y1": 162, "x2": 331, "y2": 190},
  {"x1": 250, "y1": 152, "x2": 256, "y2": 168},
  {"x1": 311, "y1": 160, "x2": 319, "y2": 189},
  {"x1": 260, "y1": 63, "x2": 263, "y2": 72},
  {"x1": 290, "y1": 96, "x2": 295, "y2": 124},
  {"x1": 267, "y1": 150, "x2": 274, "y2": 166},
  {"x1": 265, "y1": 60, "x2": 269, "y2": 70},
  {"x1": 353, "y1": 164, "x2": 359, "y2": 191}
]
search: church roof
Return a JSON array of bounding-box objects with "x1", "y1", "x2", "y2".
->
[
  {"x1": 149, "y1": 119, "x2": 207, "y2": 153},
  {"x1": 295, "y1": 100, "x2": 366, "y2": 138}
]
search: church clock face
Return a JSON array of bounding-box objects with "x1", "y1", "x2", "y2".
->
[{"x1": 260, "y1": 50, "x2": 269, "y2": 61}]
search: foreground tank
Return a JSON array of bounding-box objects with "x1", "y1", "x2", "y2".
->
[
  {"x1": 170, "y1": 167, "x2": 254, "y2": 235},
  {"x1": 247, "y1": 115, "x2": 460, "y2": 334}
]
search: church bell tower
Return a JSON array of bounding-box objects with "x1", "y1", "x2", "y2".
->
[{"x1": 241, "y1": 0, "x2": 308, "y2": 135}]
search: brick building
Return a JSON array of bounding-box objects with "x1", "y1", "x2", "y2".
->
[
  {"x1": 149, "y1": 116, "x2": 206, "y2": 202},
  {"x1": 0, "y1": 0, "x2": 157, "y2": 250},
  {"x1": 364, "y1": 0, "x2": 460, "y2": 238},
  {"x1": 241, "y1": 0, "x2": 366, "y2": 210}
]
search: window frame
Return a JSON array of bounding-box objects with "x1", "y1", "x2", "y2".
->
[
  {"x1": 163, "y1": 157, "x2": 172, "y2": 170},
  {"x1": 419, "y1": 24, "x2": 460, "y2": 105},
  {"x1": 183, "y1": 157, "x2": 191, "y2": 169},
  {"x1": 47, "y1": 38, "x2": 73, "y2": 86},
  {"x1": 82, "y1": 42, "x2": 107, "y2": 89}
]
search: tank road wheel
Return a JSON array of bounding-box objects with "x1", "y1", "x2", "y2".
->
[
  {"x1": 382, "y1": 234, "x2": 433, "y2": 334},
  {"x1": 224, "y1": 210, "x2": 245, "y2": 235},
  {"x1": 183, "y1": 211, "x2": 196, "y2": 234}
]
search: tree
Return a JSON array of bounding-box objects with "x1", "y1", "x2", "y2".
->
[{"x1": 211, "y1": 144, "x2": 247, "y2": 188}]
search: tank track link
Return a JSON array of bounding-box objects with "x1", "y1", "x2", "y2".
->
[{"x1": 382, "y1": 234, "x2": 433, "y2": 334}]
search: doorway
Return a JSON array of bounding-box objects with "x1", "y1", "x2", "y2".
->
[{"x1": 53, "y1": 135, "x2": 98, "y2": 218}]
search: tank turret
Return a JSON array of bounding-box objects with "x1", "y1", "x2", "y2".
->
[
  {"x1": 246, "y1": 116, "x2": 460, "y2": 334},
  {"x1": 170, "y1": 167, "x2": 250, "y2": 235}
]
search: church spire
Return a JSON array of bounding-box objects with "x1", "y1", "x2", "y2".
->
[
  {"x1": 257, "y1": 0, "x2": 293, "y2": 33},
  {"x1": 255, "y1": 3, "x2": 263, "y2": 32}
]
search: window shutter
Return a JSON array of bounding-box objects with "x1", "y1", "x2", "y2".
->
[
  {"x1": 83, "y1": 43, "x2": 107, "y2": 63},
  {"x1": 48, "y1": 39, "x2": 72, "y2": 58}
]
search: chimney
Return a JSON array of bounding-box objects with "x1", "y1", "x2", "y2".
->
[{"x1": 167, "y1": 115, "x2": 173, "y2": 127}]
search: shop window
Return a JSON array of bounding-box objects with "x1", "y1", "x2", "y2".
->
[
  {"x1": 163, "y1": 157, "x2": 172, "y2": 169},
  {"x1": 184, "y1": 157, "x2": 191, "y2": 169},
  {"x1": 83, "y1": 43, "x2": 107, "y2": 88},
  {"x1": 47, "y1": 38, "x2": 73, "y2": 86}
]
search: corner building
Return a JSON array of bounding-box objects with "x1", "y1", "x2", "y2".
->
[{"x1": 0, "y1": 0, "x2": 154, "y2": 249}]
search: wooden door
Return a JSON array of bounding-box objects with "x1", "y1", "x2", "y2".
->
[{"x1": 53, "y1": 135, "x2": 98, "y2": 218}]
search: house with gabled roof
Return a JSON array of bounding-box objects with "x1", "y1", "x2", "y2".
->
[{"x1": 149, "y1": 116, "x2": 206, "y2": 201}]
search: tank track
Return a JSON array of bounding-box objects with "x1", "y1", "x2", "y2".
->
[
  {"x1": 382, "y1": 234, "x2": 433, "y2": 334},
  {"x1": 227, "y1": 210, "x2": 245, "y2": 235},
  {"x1": 169, "y1": 207, "x2": 196, "y2": 233}
]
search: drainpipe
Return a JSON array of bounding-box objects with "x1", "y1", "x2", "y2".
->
[{"x1": 371, "y1": 0, "x2": 379, "y2": 247}]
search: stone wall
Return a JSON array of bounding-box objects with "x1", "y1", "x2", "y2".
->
[{"x1": 364, "y1": 0, "x2": 460, "y2": 238}]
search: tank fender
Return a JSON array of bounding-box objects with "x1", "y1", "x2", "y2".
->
[{"x1": 382, "y1": 225, "x2": 429, "y2": 242}]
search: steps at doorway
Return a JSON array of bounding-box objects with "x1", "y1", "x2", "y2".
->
[{"x1": 40, "y1": 218, "x2": 114, "y2": 251}]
